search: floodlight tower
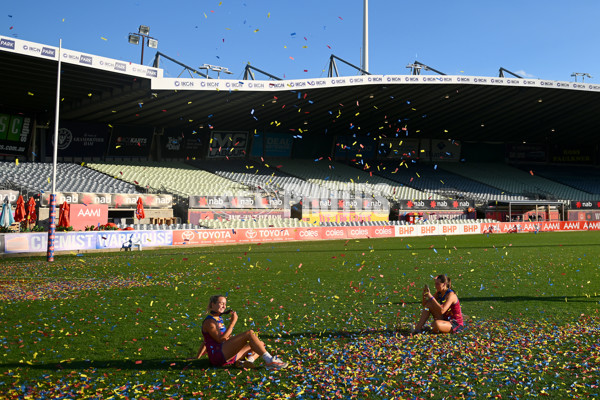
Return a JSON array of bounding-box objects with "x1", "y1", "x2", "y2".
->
[{"x1": 128, "y1": 25, "x2": 158, "y2": 65}]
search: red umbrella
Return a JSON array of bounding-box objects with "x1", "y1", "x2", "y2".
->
[
  {"x1": 58, "y1": 201, "x2": 71, "y2": 228},
  {"x1": 135, "y1": 197, "x2": 145, "y2": 221},
  {"x1": 26, "y1": 197, "x2": 37, "y2": 224},
  {"x1": 14, "y1": 195, "x2": 26, "y2": 223}
]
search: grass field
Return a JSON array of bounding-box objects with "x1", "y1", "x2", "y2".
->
[{"x1": 1, "y1": 231, "x2": 599, "y2": 399}]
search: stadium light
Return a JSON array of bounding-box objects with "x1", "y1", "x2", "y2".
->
[
  {"x1": 128, "y1": 25, "x2": 158, "y2": 65},
  {"x1": 571, "y1": 72, "x2": 592, "y2": 82},
  {"x1": 199, "y1": 64, "x2": 233, "y2": 79}
]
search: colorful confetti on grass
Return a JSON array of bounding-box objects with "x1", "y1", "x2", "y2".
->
[
  {"x1": 1, "y1": 318, "x2": 599, "y2": 398},
  {"x1": 1, "y1": 233, "x2": 600, "y2": 398}
]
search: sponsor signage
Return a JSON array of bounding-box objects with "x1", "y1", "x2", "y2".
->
[
  {"x1": 570, "y1": 201, "x2": 600, "y2": 209},
  {"x1": 107, "y1": 125, "x2": 154, "y2": 157},
  {"x1": 569, "y1": 210, "x2": 600, "y2": 221},
  {"x1": 0, "y1": 113, "x2": 32, "y2": 156},
  {"x1": 96, "y1": 230, "x2": 173, "y2": 249},
  {"x1": 479, "y1": 221, "x2": 600, "y2": 233},
  {"x1": 208, "y1": 131, "x2": 248, "y2": 158},
  {"x1": 397, "y1": 199, "x2": 474, "y2": 210},
  {"x1": 4, "y1": 220, "x2": 600, "y2": 254},
  {"x1": 48, "y1": 121, "x2": 109, "y2": 158},
  {"x1": 0, "y1": 35, "x2": 162, "y2": 79},
  {"x1": 335, "y1": 136, "x2": 376, "y2": 160},
  {"x1": 0, "y1": 190, "x2": 20, "y2": 204},
  {"x1": 422, "y1": 139, "x2": 462, "y2": 162},
  {"x1": 4, "y1": 230, "x2": 173, "y2": 253},
  {"x1": 161, "y1": 127, "x2": 204, "y2": 159},
  {"x1": 188, "y1": 209, "x2": 287, "y2": 225},
  {"x1": 302, "y1": 211, "x2": 389, "y2": 224},
  {"x1": 550, "y1": 146, "x2": 594, "y2": 164},
  {"x1": 189, "y1": 195, "x2": 284, "y2": 209},
  {"x1": 150, "y1": 73, "x2": 600, "y2": 94},
  {"x1": 69, "y1": 204, "x2": 108, "y2": 230},
  {"x1": 506, "y1": 143, "x2": 547, "y2": 162},
  {"x1": 250, "y1": 132, "x2": 294, "y2": 157},
  {"x1": 41, "y1": 192, "x2": 172, "y2": 208},
  {"x1": 301, "y1": 197, "x2": 389, "y2": 212},
  {"x1": 377, "y1": 138, "x2": 420, "y2": 160}
]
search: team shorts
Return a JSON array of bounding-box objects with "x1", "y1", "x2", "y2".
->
[
  {"x1": 450, "y1": 319, "x2": 464, "y2": 333},
  {"x1": 207, "y1": 343, "x2": 237, "y2": 367}
]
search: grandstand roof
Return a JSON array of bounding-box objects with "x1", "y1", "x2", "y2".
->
[{"x1": 2, "y1": 37, "x2": 600, "y2": 145}]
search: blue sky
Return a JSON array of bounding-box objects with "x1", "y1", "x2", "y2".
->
[{"x1": 3, "y1": 1, "x2": 600, "y2": 82}]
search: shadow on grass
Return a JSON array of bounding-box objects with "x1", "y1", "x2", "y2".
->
[
  {"x1": 385, "y1": 295, "x2": 593, "y2": 306},
  {"x1": 0, "y1": 329, "x2": 418, "y2": 372}
]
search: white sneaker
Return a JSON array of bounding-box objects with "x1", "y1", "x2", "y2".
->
[{"x1": 265, "y1": 356, "x2": 288, "y2": 370}]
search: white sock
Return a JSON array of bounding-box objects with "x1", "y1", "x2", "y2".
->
[{"x1": 261, "y1": 352, "x2": 273, "y2": 363}]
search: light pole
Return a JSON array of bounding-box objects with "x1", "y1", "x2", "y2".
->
[{"x1": 128, "y1": 25, "x2": 158, "y2": 65}]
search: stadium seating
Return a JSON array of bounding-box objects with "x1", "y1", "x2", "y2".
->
[
  {"x1": 86, "y1": 161, "x2": 255, "y2": 197},
  {"x1": 270, "y1": 159, "x2": 443, "y2": 200},
  {"x1": 513, "y1": 164, "x2": 600, "y2": 195},
  {"x1": 0, "y1": 162, "x2": 138, "y2": 193},
  {"x1": 441, "y1": 162, "x2": 595, "y2": 202}
]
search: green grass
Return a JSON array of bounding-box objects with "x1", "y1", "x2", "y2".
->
[{"x1": 1, "y1": 232, "x2": 599, "y2": 399}]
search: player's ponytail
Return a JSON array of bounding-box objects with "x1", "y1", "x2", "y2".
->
[{"x1": 436, "y1": 274, "x2": 452, "y2": 290}]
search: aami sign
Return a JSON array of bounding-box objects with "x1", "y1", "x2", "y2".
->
[{"x1": 70, "y1": 204, "x2": 108, "y2": 230}]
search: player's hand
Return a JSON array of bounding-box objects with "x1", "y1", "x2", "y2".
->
[{"x1": 230, "y1": 310, "x2": 238, "y2": 323}]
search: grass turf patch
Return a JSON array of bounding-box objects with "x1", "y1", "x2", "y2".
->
[{"x1": 1, "y1": 231, "x2": 599, "y2": 398}]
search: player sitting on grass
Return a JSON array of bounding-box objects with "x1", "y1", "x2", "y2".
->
[
  {"x1": 195, "y1": 295, "x2": 288, "y2": 370},
  {"x1": 412, "y1": 274, "x2": 464, "y2": 334}
]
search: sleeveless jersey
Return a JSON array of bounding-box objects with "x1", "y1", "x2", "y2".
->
[{"x1": 438, "y1": 289, "x2": 464, "y2": 326}]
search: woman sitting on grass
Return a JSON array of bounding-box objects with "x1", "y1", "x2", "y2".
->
[
  {"x1": 195, "y1": 295, "x2": 288, "y2": 370},
  {"x1": 413, "y1": 274, "x2": 464, "y2": 334}
]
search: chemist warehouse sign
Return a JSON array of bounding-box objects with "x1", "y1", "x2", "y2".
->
[{"x1": 3, "y1": 231, "x2": 173, "y2": 253}]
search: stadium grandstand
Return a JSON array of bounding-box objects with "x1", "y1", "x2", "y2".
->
[{"x1": 1, "y1": 34, "x2": 599, "y2": 234}]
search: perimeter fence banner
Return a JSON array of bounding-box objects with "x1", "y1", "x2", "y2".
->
[
  {"x1": 40, "y1": 193, "x2": 173, "y2": 208},
  {"x1": 189, "y1": 195, "x2": 284, "y2": 209},
  {"x1": 3, "y1": 230, "x2": 173, "y2": 253},
  {"x1": 570, "y1": 201, "x2": 600, "y2": 209},
  {"x1": 479, "y1": 221, "x2": 600, "y2": 233},
  {"x1": 0, "y1": 190, "x2": 20, "y2": 204},
  {"x1": 396, "y1": 199, "x2": 474, "y2": 210},
  {"x1": 2, "y1": 221, "x2": 600, "y2": 254},
  {"x1": 188, "y1": 209, "x2": 288, "y2": 224}
]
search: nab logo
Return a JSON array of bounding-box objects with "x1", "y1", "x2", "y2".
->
[
  {"x1": 245, "y1": 230, "x2": 257, "y2": 239},
  {"x1": 181, "y1": 231, "x2": 195, "y2": 241}
]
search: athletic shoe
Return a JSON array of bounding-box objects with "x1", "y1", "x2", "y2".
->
[
  {"x1": 265, "y1": 356, "x2": 288, "y2": 370},
  {"x1": 235, "y1": 360, "x2": 258, "y2": 369}
]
